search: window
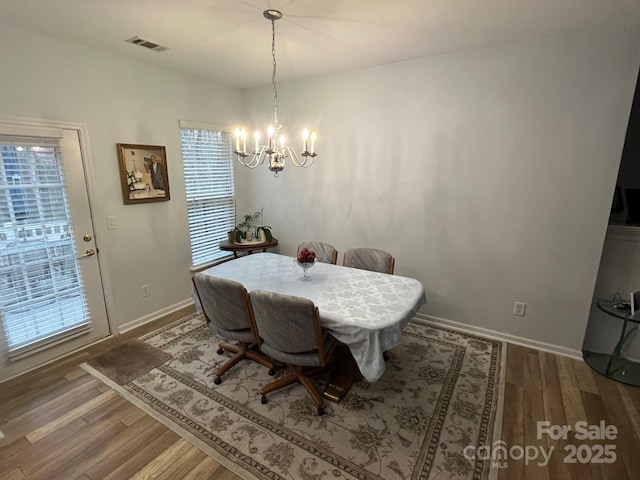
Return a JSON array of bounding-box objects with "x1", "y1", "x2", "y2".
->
[{"x1": 181, "y1": 125, "x2": 235, "y2": 267}]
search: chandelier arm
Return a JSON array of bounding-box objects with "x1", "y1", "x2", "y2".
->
[
  {"x1": 238, "y1": 147, "x2": 267, "y2": 168},
  {"x1": 284, "y1": 146, "x2": 312, "y2": 167}
]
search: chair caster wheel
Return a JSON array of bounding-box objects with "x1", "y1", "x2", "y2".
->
[
  {"x1": 214, "y1": 376, "x2": 222, "y2": 385},
  {"x1": 317, "y1": 406, "x2": 325, "y2": 416},
  {"x1": 217, "y1": 348, "x2": 224, "y2": 355},
  {"x1": 261, "y1": 395, "x2": 267, "y2": 404},
  {"x1": 268, "y1": 368, "x2": 276, "y2": 376}
]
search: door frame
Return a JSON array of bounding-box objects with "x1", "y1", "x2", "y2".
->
[{"x1": 0, "y1": 115, "x2": 118, "y2": 373}]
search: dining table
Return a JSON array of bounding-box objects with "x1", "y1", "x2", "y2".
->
[{"x1": 200, "y1": 252, "x2": 427, "y2": 400}]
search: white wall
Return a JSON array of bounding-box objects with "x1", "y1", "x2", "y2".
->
[
  {"x1": 238, "y1": 25, "x2": 640, "y2": 354},
  {"x1": 1, "y1": 22, "x2": 639, "y2": 358},
  {"x1": 0, "y1": 26, "x2": 243, "y2": 331}
]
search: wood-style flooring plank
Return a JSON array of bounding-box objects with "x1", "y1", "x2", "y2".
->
[
  {"x1": 555, "y1": 356, "x2": 588, "y2": 429},
  {"x1": 499, "y1": 382, "x2": 524, "y2": 480},
  {"x1": 209, "y1": 467, "x2": 245, "y2": 480},
  {"x1": 80, "y1": 394, "x2": 130, "y2": 424},
  {"x1": 547, "y1": 450, "x2": 574, "y2": 480},
  {"x1": 571, "y1": 358, "x2": 599, "y2": 395},
  {"x1": 118, "y1": 404, "x2": 147, "y2": 427},
  {"x1": 615, "y1": 381, "x2": 640, "y2": 444},
  {"x1": 522, "y1": 350, "x2": 550, "y2": 480},
  {"x1": 25, "y1": 389, "x2": 118, "y2": 443},
  {"x1": 32, "y1": 417, "x2": 154, "y2": 478},
  {"x1": 55, "y1": 414, "x2": 158, "y2": 479},
  {"x1": 555, "y1": 356, "x2": 593, "y2": 480},
  {"x1": 83, "y1": 417, "x2": 169, "y2": 480},
  {"x1": 579, "y1": 390, "x2": 626, "y2": 480},
  {"x1": 0, "y1": 418, "x2": 88, "y2": 476},
  {"x1": 1, "y1": 373, "x2": 102, "y2": 424},
  {"x1": 100, "y1": 430, "x2": 182, "y2": 480},
  {"x1": 23, "y1": 414, "x2": 128, "y2": 479},
  {"x1": 505, "y1": 342, "x2": 526, "y2": 387},
  {"x1": 0, "y1": 468, "x2": 26, "y2": 480},
  {"x1": 538, "y1": 351, "x2": 568, "y2": 451},
  {"x1": 180, "y1": 456, "x2": 223, "y2": 480},
  {"x1": 148, "y1": 444, "x2": 209, "y2": 480},
  {"x1": 592, "y1": 373, "x2": 640, "y2": 480},
  {"x1": 25, "y1": 352, "x2": 93, "y2": 392},
  {"x1": 128, "y1": 438, "x2": 195, "y2": 480},
  {"x1": 64, "y1": 368, "x2": 89, "y2": 382}
]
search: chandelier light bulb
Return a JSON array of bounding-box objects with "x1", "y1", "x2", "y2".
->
[
  {"x1": 310, "y1": 132, "x2": 317, "y2": 154},
  {"x1": 234, "y1": 128, "x2": 241, "y2": 151},
  {"x1": 254, "y1": 131, "x2": 261, "y2": 152}
]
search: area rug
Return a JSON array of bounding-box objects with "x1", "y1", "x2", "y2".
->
[{"x1": 82, "y1": 314, "x2": 505, "y2": 480}]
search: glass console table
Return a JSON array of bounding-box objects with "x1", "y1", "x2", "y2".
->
[{"x1": 583, "y1": 298, "x2": 640, "y2": 386}]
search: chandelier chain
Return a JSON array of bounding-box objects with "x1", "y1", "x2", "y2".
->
[{"x1": 271, "y1": 18, "x2": 278, "y2": 127}]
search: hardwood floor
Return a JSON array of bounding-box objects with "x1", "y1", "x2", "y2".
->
[{"x1": 1, "y1": 311, "x2": 639, "y2": 479}]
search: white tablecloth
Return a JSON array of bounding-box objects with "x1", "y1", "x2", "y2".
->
[{"x1": 201, "y1": 253, "x2": 427, "y2": 382}]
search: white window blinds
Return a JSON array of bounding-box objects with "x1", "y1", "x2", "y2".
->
[
  {"x1": 0, "y1": 137, "x2": 90, "y2": 356},
  {"x1": 181, "y1": 127, "x2": 235, "y2": 267}
]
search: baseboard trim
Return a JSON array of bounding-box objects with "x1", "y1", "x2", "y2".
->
[
  {"x1": 416, "y1": 313, "x2": 583, "y2": 360},
  {"x1": 118, "y1": 299, "x2": 196, "y2": 334}
]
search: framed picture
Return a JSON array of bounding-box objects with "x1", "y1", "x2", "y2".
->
[{"x1": 117, "y1": 143, "x2": 170, "y2": 204}]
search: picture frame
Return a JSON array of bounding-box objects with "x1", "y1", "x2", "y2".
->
[{"x1": 117, "y1": 143, "x2": 170, "y2": 204}]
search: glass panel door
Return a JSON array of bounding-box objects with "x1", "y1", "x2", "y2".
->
[
  {"x1": 0, "y1": 126, "x2": 110, "y2": 381},
  {"x1": 0, "y1": 138, "x2": 90, "y2": 354}
]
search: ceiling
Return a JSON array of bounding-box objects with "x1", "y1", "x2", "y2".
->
[{"x1": 1, "y1": 0, "x2": 639, "y2": 89}]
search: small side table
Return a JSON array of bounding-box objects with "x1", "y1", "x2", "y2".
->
[
  {"x1": 582, "y1": 298, "x2": 640, "y2": 386},
  {"x1": 219, "y1": 239, "x2": 278, "y2": 258}
]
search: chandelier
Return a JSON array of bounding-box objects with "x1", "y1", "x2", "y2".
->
[{"x1": 233, "y1": 9, "x2": 317, "y2": 177}]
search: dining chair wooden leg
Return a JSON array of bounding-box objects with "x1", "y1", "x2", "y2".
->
[
  {"x1": 214, "y1": 343, "x2": 250, "y2": 384},
  {"x1": 260, "y1": 365, "x2": 327, "y2": 415},
  {"x1": 298, "y1": 374, "x2": 324, "y2": 406},
  {"x1": 217, "y1": 341, "x2": 242, "y2": 355},
  {"x1": 246, "y1": 349, "x2": 276, "y2": 374},
  {"x1": 260, "y1": 371, "x2": 298, "y2": 396}
]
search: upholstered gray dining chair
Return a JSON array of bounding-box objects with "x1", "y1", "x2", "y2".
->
[
  {"x1": 249, "y1": 290, "x2": 338, "y2": 416},
  {"x1": 192, "y1": 273, "x2": 275, "y2": 385},
  {"x1": 297, "y1": 241, "x2": 338, "y2": 264},
  {"x1": 343, "y1": 247, "x2": 395, "y2": 274}
]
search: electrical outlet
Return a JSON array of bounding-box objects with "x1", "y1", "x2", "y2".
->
[
  {"x1": 141, "y1": 284, "x2": 150, "y2": 298},
  {"x1": 514, "y1": 302, "x2": 526, "y2": 316}
]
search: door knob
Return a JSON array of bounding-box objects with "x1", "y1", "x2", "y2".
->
[
  {"x1": 81, "y1": 249, "x2": 95, "y2": 257},
  {"x1": 83, "y1": 234, "x2": 92, "y2": 242}
]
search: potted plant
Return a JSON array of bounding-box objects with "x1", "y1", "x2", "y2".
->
[{"x1": 237, "y1": 211, "x2": 262, "y2": 241}]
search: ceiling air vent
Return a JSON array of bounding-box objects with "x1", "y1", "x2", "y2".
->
[{"x1": 125, "y1": 36, "x2": 170, "y2": 52}]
